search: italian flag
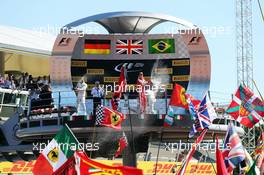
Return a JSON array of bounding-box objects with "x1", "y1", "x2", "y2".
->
[{"x1": 33, "y1": 125, "x2": 79, "y2": 175}]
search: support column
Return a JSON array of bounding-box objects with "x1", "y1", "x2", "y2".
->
[{"x1": 0, "y1": 52, "x2": 4, "y2": 76}]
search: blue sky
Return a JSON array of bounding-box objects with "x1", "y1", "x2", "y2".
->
[{"x1": 1, "y1": 0, "x2": 263, "y2": 103}]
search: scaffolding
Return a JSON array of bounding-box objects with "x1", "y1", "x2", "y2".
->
[{"x1": 236, "y1": 0, "x2": 255, "y2": 152}]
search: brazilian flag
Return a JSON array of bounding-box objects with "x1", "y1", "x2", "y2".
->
[{"x1": 148, "y1": 39, "x2": 175, "y2": 54}]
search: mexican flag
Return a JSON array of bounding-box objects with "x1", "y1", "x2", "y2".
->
[
  {"x1": 226, "y1": 85, "x2": 264, "y2": 128},
  {"x1": 33, "y1": 125, "x2": 79, "y2": 175}
]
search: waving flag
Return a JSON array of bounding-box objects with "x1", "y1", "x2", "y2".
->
[
  {"x1": 254, "y1": 132, "x2": 264, "y2": 172},
  {"x1": 114, "y1": 132, "x2": 128, "y2": 158},
  {"x1": 177, "y1": 129, "x2": 208, "y2": 175},
  {"x1": 163, "y1": 84, "x2": 188, "y2": 126},
  {"x1": 222, "y1": 123, "x2": 246, "y2": 173},
  {"x1": 111, "y1": 66, "x2": 126, "y2": 110},
  {"x1": 116, "y1": 39, "x2": 143, "y2": 54},
  {"x1": 226, "y1": 85, "x2": 264, "y2": 128},
  {"x1": 216, "y1": 136, "x2": 229, "y2": 175},
  {"x1": 187, "y1": 95, "x2": 216, "y2": 137},
  {"x1": 33, "y1": 125, "x2": 79, "y2": 175},
  {"x1": 74, "y1": 151, "x2": 143, "y2": 175},
  {"x1": 96, "y1": 105, "x2": 125, "y2": 130}
]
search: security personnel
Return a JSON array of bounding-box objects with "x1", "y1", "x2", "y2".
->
[{"x1": 91, "y1": 81, "x2": 104, "y2": 115}]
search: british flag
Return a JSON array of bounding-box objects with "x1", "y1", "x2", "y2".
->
[
  {"x1": 187, "y1": 95, "x2": 216, "y2": 137},
  {"x1": 116, "y1": 40, "x2": 143, "y2": 54},
  {"x1": 222, "y1": 123, "x2": 246, "y2": 172}
]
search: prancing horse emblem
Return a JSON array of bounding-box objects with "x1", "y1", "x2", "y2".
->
[{"x1": 47, "y1": 147, "x2": 59, "y2": 163}]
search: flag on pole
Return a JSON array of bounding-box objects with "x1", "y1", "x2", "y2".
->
[
  {"x1": 177, "y1": 129, "x2": 208, "y2": 175},
  {"x1": 163, "y1": 114, "x2": 174, "y2": 126},
  {"x1": 111, "y1": 66, "x2": 126, "y2": 110},
  {"x1": 96, "y1": 105, "x2": 125, "y2": 130},
  {"x1": 216, "y1": 136, "x2": 228, "y2": 175},
  {"x1": 52, "y1": 156, "x2": 76, "y2": 175},
  {"x1": 253, "y1": 132, "x2": 264, "y2": 173},
  {"x1": 222, "y1": 123, "x2": 246, "y2": 173},
  {"x1": 114, "y1": 132, "x2": 128, "y2": 158},
  {"x1": 163, "y1": 84, "x2": 188, "y2": 126},
  {"x1": 226, "y1": 85, "x2": 264, "y2": 128},
  {"x1": 245, "y1": 159, "x2": 259, "y2": 175},
  {"x1": 169, "y1": 83, "x2": 188, "y2": 110},
  {"x1": 33, "y1": 125, "x2": 79, "y2": 175},
  {"x1": 74, "y1": 151, "x2": 143, "y2": 175},
  {"x1": 187, "y1": 95, "x2": 216, "y2": 137}
]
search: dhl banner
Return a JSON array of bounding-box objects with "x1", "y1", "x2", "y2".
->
[{"x1": 0, "y1": 160, "x2": 216, "y2": 174}]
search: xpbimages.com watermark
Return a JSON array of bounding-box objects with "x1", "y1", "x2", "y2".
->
[
  {"x1": 100, "y1": 82, "x2": 167, "y2": 96},
  {"x1": 163, "y1": 141, "x2": 231, "y2": 153},
  {"x1": 32, "y1": 141, "x2": 100, "y2": 152},
  {"x1": 32, "y1": 24, "x2": 233, "y2": 38}
]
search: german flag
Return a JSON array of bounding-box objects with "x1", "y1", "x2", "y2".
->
[{"x1": 84, "y1": 39, "x2": 111, "y2": 54}]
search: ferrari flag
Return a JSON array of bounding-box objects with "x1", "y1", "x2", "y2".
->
[
  {"x1": 74, "y1": 151, "x2": 143, "y2": 175},
  {"x1": 96, "y1": 105, "x2": 125, "y2": 130},
  {"x1": 33, "y1": 125, "x2": 79, "y2": 175}
]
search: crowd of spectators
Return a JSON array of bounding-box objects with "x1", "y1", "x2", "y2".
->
[{"x1": 0, "y1": 72, "x2": 50, "y2": 91}]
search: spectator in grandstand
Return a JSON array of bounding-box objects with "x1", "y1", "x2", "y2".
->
[
  {"x1": 24, "y1": 72, "x2": 29, "y2": 84},
  {"x1": 0, "y1": 74, "x2": 4, "y2": 87},
  {"x1": 43, "y1": 75, "x2": 49, "y2": 85},
  {"x1": 91, "y1": 81, "x2": 104, "y2": 115},
  {"x1": 19, "y1": 73, "x2": 26, "y2": 89},
  {"x1": 36, "y1": 76, "x2": 42, "y2": 85},
  {"x1": 75, "y1": 78, "x2": 88, "y2": 116}
]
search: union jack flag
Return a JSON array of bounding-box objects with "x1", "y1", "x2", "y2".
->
[
  {"x1": 222, "y1": 123, "x2": 246, "y2": 172},
  {"x1": 116, "y1": 40, "x2": 143, "y2": 54},
  {"x1": 187, "y1": 95, "x2": 216, "y2": 137}
]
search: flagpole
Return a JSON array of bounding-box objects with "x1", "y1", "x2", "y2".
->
[
  {"x1": 90, "y1": 110, "x2": 97, "y2": 158},
  {"x1": 205, "y1": 150, "x2": 217, "y2": 174},
  {"x1": 155, "y1": 89, "x2": 167, "y2": 175},
  {"x1": 253, "y1": 79, "x2": 264, "y2": 101},
  {"x1": 127, "y1": 93, "x2": 136, "y2": 163},
  {"x1": 154, "y1": 127, "x2": 163, "y2": 175}
]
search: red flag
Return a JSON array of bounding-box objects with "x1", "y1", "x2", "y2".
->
[
  {"x1": 177, "y1": 129, "x2": 208, "y2": 175},
  {"x1": 74, "y1": 151, "x2": 143, "y2": 175},
  {"x1": 111, "y1": 67, "x2": 126, "y2": 110},
  {"x1": 96, "y1": 105, "x2": 124, "y2": 130},
  {"x1": 170, "y1": 84, "x2": 188, "y2": 109},
  {"x1": 114, "y1": 132, "x2": 128, "y2": 157},
  {"x1": 216, "y1": 136, "x2": 228, "y2": 175}
]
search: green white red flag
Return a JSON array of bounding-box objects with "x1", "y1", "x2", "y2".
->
[{"x1": 33, "y1": 125, "x2": 79, "y2": 175}]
